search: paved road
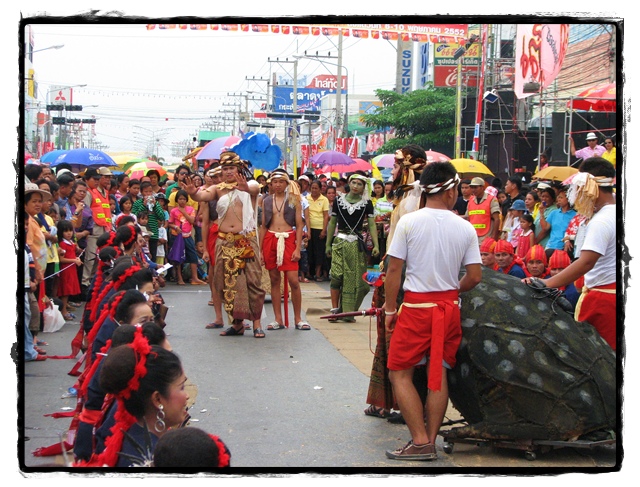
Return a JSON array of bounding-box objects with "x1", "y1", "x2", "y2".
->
[{"x1": 19, "y1": 279, "x2": 618, "y2": 472}]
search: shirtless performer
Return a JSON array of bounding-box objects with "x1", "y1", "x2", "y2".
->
[
  {"x1": 258, "y1": 169, "x2": 309, "y2": 330},
  {"x1": 183, "y1": 151, "x2": 266, "y2": 338}
]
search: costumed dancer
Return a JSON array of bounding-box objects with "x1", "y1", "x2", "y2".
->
[
  {"x1": 524, "y1": 157, "x2": 616, "y2": 350},
  {"x1": 258, "y1": 169, "x2": 308, "y2": 330},
  {"x1": 183, "y1": 151, "x2": 266, "y2": 338},
  {"x1": 325, "y1": 173, "x2": 379, "y2": 322},
  {"x1": 547, "y1": 249, "x2": 581, "y2": 309},
  {"x1": 363, "y1": 145, "x2": 428, "y2": 419},
  {"x1": 523, "y1": 244, "x2": 550, "y2": 279}
]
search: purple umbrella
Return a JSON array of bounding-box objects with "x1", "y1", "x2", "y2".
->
[
  {"x1": 196, "y1": 136, "x2": 242, "y2": 160},
  {"x1": 309, "y1": 150, "x2": 354, "y2": 167}
]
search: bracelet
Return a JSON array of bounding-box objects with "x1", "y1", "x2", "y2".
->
[{"x1": 385, "y1": 309, "x2": 397, "y2": 316}]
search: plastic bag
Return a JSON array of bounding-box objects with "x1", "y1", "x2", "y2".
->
[{"x1": 43, "y1": 303, "x2": 65, "y2": 333}]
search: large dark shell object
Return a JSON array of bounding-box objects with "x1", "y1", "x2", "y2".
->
[{"x1": 447, "y1": 268, "x2": 616, "y2": 441}]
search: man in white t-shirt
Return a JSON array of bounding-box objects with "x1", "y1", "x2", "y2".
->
[
  {"x1": 384, "y1": 162, "x2": 482, "y2": 461},
  {"x1": 524, "y1": 157, "x2": 616, "y2": 350}
]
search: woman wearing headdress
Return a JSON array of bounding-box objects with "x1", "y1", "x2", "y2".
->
[
  {"x1": 364, "y1": 144, "x2": 428, "y2": 419},
  {"x1": 325, "y1": 173, "x2": 379, "y2": 322},
  {"x1": 74, "y1": 327, "x2": 189, "y2": 467}
]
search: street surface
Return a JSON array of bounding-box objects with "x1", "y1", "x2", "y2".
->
[{"x1": 20, "y1": 279, "x2": 618, "y2": 473}]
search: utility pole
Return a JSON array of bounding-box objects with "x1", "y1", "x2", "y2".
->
[{"x1": 267, "y1": 57, "x2": 300, "y2": 171}]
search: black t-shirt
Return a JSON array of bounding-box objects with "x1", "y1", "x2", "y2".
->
[{"x1": 453, "y1": 196, "x2": 469, "y2": 216}]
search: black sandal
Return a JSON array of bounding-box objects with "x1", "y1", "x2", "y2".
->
[
  {"x1": 364, "y1": 404, "x2": 389, "y2": 418},
  {"x1": 220, "y1": 326, "x2": 244, "y2": 336},
  {"x1": 253, "y1": 328, "x2": 265, "y2": 338}
]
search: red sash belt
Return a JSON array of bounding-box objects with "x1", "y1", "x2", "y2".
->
[{"x1": 400, "y1": 289, "x2": 459, "y2": 392}]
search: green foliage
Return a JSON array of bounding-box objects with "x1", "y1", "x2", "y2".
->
[{"x1": 361, "y1": 84, "x2": 457, "y2": 155}]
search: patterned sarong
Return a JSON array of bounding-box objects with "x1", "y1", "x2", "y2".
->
[
  {"x1": 214, "y1": 231, "x2": 265, "y2": 322},
  {"x1": 329, "y1": 234, "x2": 370, "y2": 313}
]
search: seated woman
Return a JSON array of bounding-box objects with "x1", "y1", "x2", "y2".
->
[
  {"x1": 153, "y1": 427, "x2": 231, "y2": 468},
  {"x1": 74, "y1": 299, "x2": 170, "y2": 462},
  {"x1": 74, "y1": 328, "x2": 189, "y2": 467}
]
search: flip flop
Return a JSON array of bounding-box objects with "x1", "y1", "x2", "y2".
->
[
  {"x1": 207, "y1": 300, "x2": 215, "y2": 306},
  {"x1": 266, "y1": 321, "x2": 285, "y2": 331},
  {"x1": 253, "y1": 328, "x2": 266, "y2": 338},
  {"x1": 295, "y1": 321, "x2": 311, "y2": 330},
  {"x1": 205, "y1": 322, "x2": 224, "y2": 329}
]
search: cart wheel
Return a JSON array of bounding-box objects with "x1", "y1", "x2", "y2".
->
[
  {"x1": 525, "y1": 451, "x2": 536, "y2": 461},
  {"x1": 443, "y1": 442, "x2": 454, "y2": 454}
]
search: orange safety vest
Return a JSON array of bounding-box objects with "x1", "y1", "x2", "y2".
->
[
  {"x1": 467, "y1": 194, "x2": 494, "y2": 237},
  {"x1": 89, "y1": 187, "x2": 112, "y2": 229}
]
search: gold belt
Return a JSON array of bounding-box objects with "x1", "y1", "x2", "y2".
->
[{"x1": 219, "y1": 230, "x2": 256, "y2": 242}]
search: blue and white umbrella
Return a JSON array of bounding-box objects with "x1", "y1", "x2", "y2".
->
[
  {"x1": 40, "y1": 149, "x2": 70, "y2": 164},
  {"x1": 50, "y1": 148, "x2": 118, "y2": 172}
]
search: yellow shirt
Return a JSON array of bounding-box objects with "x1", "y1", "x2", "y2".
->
[
  {"x1": 306, "y1": 194, "x2": 330, "y2": 230},
  {"x1": 602, "y1": 147, "x2": 616, "y2": 168}
]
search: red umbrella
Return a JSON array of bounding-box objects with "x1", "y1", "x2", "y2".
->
[
  {"x1": 321, "y1": 158, "x2": 372, "y2": 174},
  {"x1": 568, "y1": 83, "x2": 616, "y2": 112}
]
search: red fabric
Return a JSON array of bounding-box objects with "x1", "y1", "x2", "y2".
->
[
  {"x1": 57, "y1": 240, "x2": 82, "y2": 297},
  {"x1": 524, "y1": 244, "x2": 547, "y2": 265},
  {"x1": 387, "y1": 290, "x2": 461, "y2": 392},
  {"x1": 479, "y1": 237, "x2": 497, "y2": 253},
  {"x1": 549, "y1": 249, "x2": 571, "y2": 269},
  {"x1": 206, "y1": 223, "x2": 219, "y2": 267},
  {"x1": 494, "y1": 239, "x2": 514, "y2": 255},
  {"x1": 577, "y1": 283, "x2": 617, "y2": 350},
  {"x1": 262, "y1": 230, "x2": 298, "y2": 271}
]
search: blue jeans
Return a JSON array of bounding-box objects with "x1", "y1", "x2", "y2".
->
[{"x1": 24, "y1": 292, "x2": 37, "y2": 361}]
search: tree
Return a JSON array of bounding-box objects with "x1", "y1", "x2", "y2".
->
[{"x1": 361, "y1": 83, "x2": 458, "y2": 155}]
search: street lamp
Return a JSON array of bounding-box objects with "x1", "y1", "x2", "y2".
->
[{"x1": 32, "y1": 44, "x2": 64, "y2": 54}]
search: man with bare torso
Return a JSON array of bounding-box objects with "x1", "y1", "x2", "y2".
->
[
  {"x1": 259, "y1": 169, "x2": 309, "y2": 331},
  {"x1": 183, "y1": 151, "x2": 265, "y2": 338}
]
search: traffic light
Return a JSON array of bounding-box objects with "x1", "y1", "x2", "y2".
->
[{"x1": 303, "y1": 110, "x2": 320, "y2": 121}]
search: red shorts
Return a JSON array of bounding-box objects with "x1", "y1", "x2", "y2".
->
[
  {"x1": 206, "y1": 223, "x2": 219, "y2": 267},
  {"x1": 576, "y1": 282, "x2": 616, "y2": 350},
  {"x1": 387, "y1": 290, "x2": 461, "y2": 373},
  {"x1": 262, "y1": 230, "x2": 298, "y2": 272}
]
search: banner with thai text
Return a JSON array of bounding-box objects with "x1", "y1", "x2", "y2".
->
[{"x1": 514, "y1": 24, "x2": 569, "y2": 99}]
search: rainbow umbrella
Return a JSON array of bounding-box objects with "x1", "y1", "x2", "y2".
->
[
  {"x1": 125, "y1": 160, "x2": 167, "y2": 180},
  {"x1": 372, "y1": 153, "x2": 395, "y2": 168}
]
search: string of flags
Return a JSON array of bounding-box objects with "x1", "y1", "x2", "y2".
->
[{"x1": 145, "y1": 23, "x2": 469, "y2": 44}]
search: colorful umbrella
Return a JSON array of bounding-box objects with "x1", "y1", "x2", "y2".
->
[
  {"x1": 321, "y1": 157, "x2": 372, "y2": 174},
  {"x1": 125, "y1": 161, "x2": 167, "y2": 180},
  {"x1": 40, "y1": 149, "x2": 69, "y2": 164},
  {"x1": 310, "y1": 150, "x2": 354, "y2": 167},
  {"x1": 568, "y1": 83, "x2": 616, "y2": 112},
  {"x1": 121, "y1": 158, "x2": 152, "y2": 172},
  {"x1": 372, "y1": 153, "x2": 395, "y2": 168},
  {"x1": 425, "y1": 150, "x2": 451, "y2": 163},
  {"x1": 532, "y1": 165, "x2": 578, "y2": 182},
  {"x1": 196, "y1": 136, "x2": 242, "y2": 161},
  {"x1": 50, "y1": 148, "x2": 118, "y2": 172},
  {"x1": 449, "y1": 158, "x2": 494, "y2": 178}
]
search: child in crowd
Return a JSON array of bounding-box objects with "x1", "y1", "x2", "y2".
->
[
  {"x1": 56, "y1": 219, "x2": 82, "y2": 321},
  {"x1": 127, "y1": 178, "x2": 141, "y2": 202},
  {"x1": 132, "y1": 181, "x2": 165, "y2": 261},
  {"x1": 114, "y1": 195, "x2": 137, "y2": 228},
  {"x1": 167, "y1": 190, "x2": 206, "y2": 285},
  {"x1": 514, "y1": 213, "x2": 535, "y2": 259},
  {"x1": 156, "y1": 224, "x2": 167, "y2": 267},
  {"x1": 298, "y1": 236, "x2": 310, "y2": 283}
]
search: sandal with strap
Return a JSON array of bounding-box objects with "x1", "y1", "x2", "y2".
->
[
  {"x1": 253, "y1": 328, "x2": 265, "y2": 338},
  {"x1": 266, "y1": 321, "x2": 285, "y2": 331},
  {"x1": 364, "y1": 404, "x2": 389, "y2": 418},
  {"x1": 295, "y1": 321, "x2": 311, "y2": 330},
  {"x1": 220, "y1": 326, "x2": 244, "y2": 336}
]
